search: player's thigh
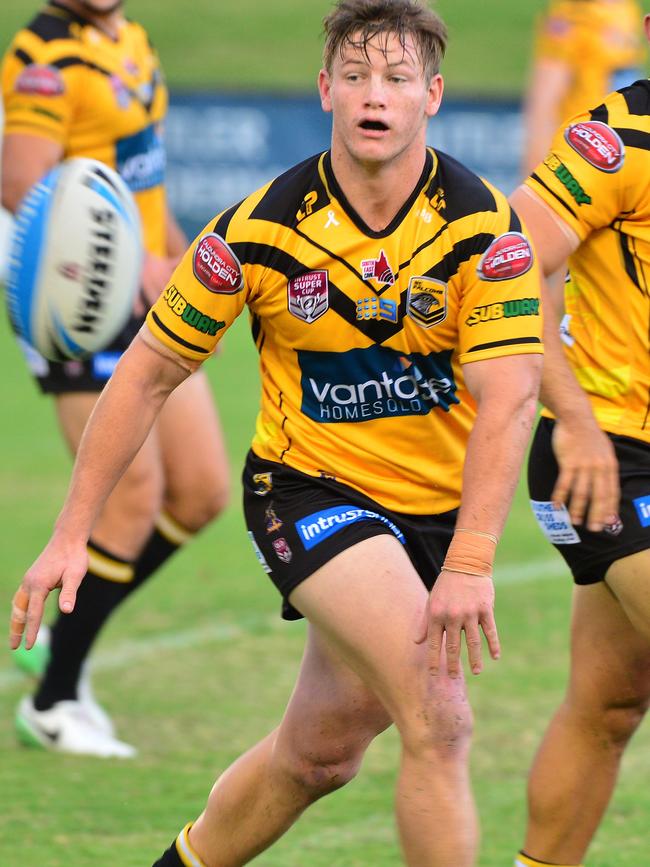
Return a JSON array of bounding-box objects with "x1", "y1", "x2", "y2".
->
[
  {"x1": 290, "y1": 535, "x2": 471, "y2": 745},
  {"x1": 156, "y1": 368, "x2": 230, "y2": 522},
  {"x1": 273, "y1": 624, "x2": 391, "y2": 781},
  {"x1": 606, "y1": 549, "x2": 650, "y2": 643},
  {"x1": 567, "y1": 581, "x2": 650, "y2": 716}
]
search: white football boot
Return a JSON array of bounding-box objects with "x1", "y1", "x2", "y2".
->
[{"x1": 15, "y1": 696, "x2": 137, "y2": 759}]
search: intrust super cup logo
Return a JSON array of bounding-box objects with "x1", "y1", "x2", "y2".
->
[
  {"x1": 193, "y1": 233, "x2": 244, "y2": 294},
  {"x1": 564, "y1": 121, "x2": 624, "y2": 173},
  {"x1": 477, "y1": 232, "x2": 533, "y2": 282}
]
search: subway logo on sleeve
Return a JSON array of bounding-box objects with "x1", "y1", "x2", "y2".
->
[
  {"x1": 465, "y1": 297, "x2": 540, "y2": 326},
  {"x1": 163, "y1": 285, "x2": 225, "y2": 336}
]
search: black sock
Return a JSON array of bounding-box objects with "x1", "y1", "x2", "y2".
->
[
  {"x1": 152, "y1": 825, "x2": 204, "y2": 866},
  {"x1": 34, "y1": 540, "x2": 134, "y2": 710},
  {"x1": 34, "y1": 516, "x2": 191, "y2": 710}
]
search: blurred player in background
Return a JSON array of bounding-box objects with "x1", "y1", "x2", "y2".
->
[
  {"x1": 10, "y1": 1, "x2": 544, "y2": 864},
  {"x1": 510, "y1": 14, "x2": 650, "y2": 867},
  {"x1": 521, "y1": 0, "x2": 646, "y2": 176},
  {"x1": 1, "y1": 0, "x2": 230, "y2": 757}
]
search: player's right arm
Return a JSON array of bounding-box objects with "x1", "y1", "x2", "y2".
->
[{"x1": 10, "y1": 334, "x2": 196, "y2": 651}]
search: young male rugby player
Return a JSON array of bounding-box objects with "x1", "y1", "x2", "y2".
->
[
  {"x1": 10, "y1": 1, "x2": 543, "y2": 863},
  {"x1": 511, "y1": 13, "x2": 650, "y2": 867}
]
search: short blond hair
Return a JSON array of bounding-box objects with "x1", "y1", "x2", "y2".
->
[{"x1": 323, "y1": 0, "x2": 447, "y2": 79}]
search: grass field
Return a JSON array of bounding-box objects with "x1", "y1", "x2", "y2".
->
[
  {"x1": 2, "y1": 1, "x2": 650, "y2": 866},
  {"x1": 0, "y1": 0, "x2": 549, "y2": 95}
]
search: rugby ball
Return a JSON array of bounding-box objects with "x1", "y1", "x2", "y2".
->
[{"x1": 6, "y1": 157, "x2": 142, "y2": 361}]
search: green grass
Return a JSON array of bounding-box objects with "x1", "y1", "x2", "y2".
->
[
  {"x1": 1, "y1": 305, "x2": 650, "y2": 866},
  {"x1": 1, "y1": 0, "x2": 549, "y2": 95}
]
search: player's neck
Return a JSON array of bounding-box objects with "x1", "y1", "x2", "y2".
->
[
  {"x1": 330, "y1": 145, "x2": 429, "y2": 233},
  {"x1": 56, "y1": 1, "x2": 123, "y2": 39}
]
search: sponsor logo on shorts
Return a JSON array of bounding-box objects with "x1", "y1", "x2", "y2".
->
[
  {"x1": 247, "y1": 531, "x2": 271, "y2": 573},
  {"x1": 116, "y1": 124, "x2": 165, "y2": 192},
  {"x1": 92, "y1": 352, "x2": 121, "y2": 380},
  {"x1": 356, "y1": 297, "x2": 398, "y2": 323},
  {"x1": 272, "y1": 538, "x2": 293, "y2": 563},
  {"x1": 298, "y1": 345, "x2": 459, "y2": 423},
  {"x1": 406, "y1": 277, "x2": 447, "y2": 328},
  {"x1": 361, "y1": 249, "x2": 395, "y2": 291},
  {"x1": 477, "y1": 232, "x2": 533, "y2": 282},
  {"x1": 163, "y1": 285, "x2": 225, "y2": 336},
  {"x1": 265, "y1": 504, "x2": 283, "y2": 534},
  {"x1": 465, "y1": 297, "x2": 540, "y2": 327},
  {"x1": 15, "y1": 64, "x2": 64, "y2": 96},
  {"x1": 296, "y1": 505, "x2": 406, "y2": 551},
  {"x1": 193, "y1": 233, "x2": 243, "y2": 294},
  {"x1": 531, "y1": 500, "x2": 580, "y2": 544},
  {"x1": 543, "y1": 154, "x2": 592, "y2": 205},
  {"x1": 253, "y1": 473, "x2": 273, "y2": 496},
  {"x1": 564, "y1": 121, "x2": 624, "y2": 173},
  {"x1": 287, "y1": 271, "x2": 329, "y2": 323},
  {"x1": 633, "y1": 495, "x2": 650, "y2": 528}
]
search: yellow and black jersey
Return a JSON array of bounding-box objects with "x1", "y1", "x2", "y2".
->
[
  {"x1": 535, "y1": 0, "x2": 645, "y2": 124},
  {"x1": 1, "y1": 0, "x2": 167, "y2": 254},
  {"x1": 146, "y1": 149, "x2": 543, "y2": 514},
  {"x1": 526, "y1": 79, "x2": 650, "y2": 442}
]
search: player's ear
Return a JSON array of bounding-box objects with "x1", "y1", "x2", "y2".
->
[
  {"x1": 318, "y1": 68, "x2": 333, "y2": 113},
  {"x1": 425, "y1": 74, "x2": 444, "y2": 119}
]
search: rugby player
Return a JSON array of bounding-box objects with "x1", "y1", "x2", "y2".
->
[
  {"x1": 2, "y1": 0, "x2": 230, "y2": 757},
  {"x1": 511, "y1": 13, "x2": 650, "y2": 867},
  {"x1": 522, "y1": 0, "x2": 645, "y2": 176},
  {"x1": 10, "y1": 1, "x2": 543, "y2": 863}
]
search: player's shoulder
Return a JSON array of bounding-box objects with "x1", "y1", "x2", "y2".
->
[
  {"x1": 4, "y1": 4, "x2": 84, "y2": 67},
  {"x1": 215, "y1": 152, "x2": 328, "y2": 237},
  {"x1": 429, "y1": 148, "x2": 504, "y2": 224}
]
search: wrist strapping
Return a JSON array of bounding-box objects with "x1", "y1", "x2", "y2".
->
[{"x1": 442, "y1": 528, "x2": 498, "y2": 577}]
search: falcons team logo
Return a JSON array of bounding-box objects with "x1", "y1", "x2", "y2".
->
[{"x1": 361, "y1": 249, "x2": 395, "y2": 288}]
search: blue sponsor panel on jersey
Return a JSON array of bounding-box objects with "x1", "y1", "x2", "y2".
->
[
  {"x1": 116, "y1": 124, "x2": 165, "y2": 192},
  {"x1": 633, "y1": 494, "x2": 650, "y2": 528},
  {"x1": 298, "y1": 345, "x2": 459, "y2": 423},
  {"x1": 296, "y1": 505, "x2": 406, "y2": 551}
]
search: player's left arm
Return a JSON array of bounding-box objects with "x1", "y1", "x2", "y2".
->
[
  {"x1": 418, "y1": 353, "x2": 542, "y2": 679},
  {"x1": 509, "y1": 185, "x2": 620, "y2": 530}
]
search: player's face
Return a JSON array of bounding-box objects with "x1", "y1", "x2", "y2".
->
[
  {"x1": 77, "y1": 0, "x2": 123, "y2": 15},
  {"x1": 319, "y1": 31, "x2": 443, "y2": 169}
]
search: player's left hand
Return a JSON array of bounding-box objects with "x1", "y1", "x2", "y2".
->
[
  {"x1": 415, "y1": 569, "x2": 500, "y2": 678},
  {"x1": 9, "y1": 536, "x2": 88, "y2": 651}
]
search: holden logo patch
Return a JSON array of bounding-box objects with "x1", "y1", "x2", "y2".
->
[
  {"x1": 478, "y1": 232, "x2": 533, "y2": 282},
  {"x1": 288, "y1": 270, "x2": 329, "y2": 323},
  {"x1": 361, "y1": 249, "x2": 395, "y2": 291},
  {"x1": 193, "y1": 233, "x2": 243, "y2": 294},
  {"x1": 407, "y1": 277, "x2": 447, "y2": 328},
  {"x1": 564, "y1": 121, "x2": 624, "y2": 173},
  {"x1": 15, "y1": 64, "x2": 64, "y2": 97}
]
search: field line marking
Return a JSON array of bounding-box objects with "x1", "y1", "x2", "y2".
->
[{"x1": 0, "y1": 557, "x2": 565, "y2": 692}]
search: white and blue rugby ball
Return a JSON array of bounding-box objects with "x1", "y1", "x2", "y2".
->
[{"x1": 6, "y1": 157, "x2": 142, "y2": 361}]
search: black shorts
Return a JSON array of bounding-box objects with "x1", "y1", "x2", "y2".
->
[
  {"x1": 528, "y1": 417, "x2": 650, "y2": 584},
  {"x1": 243, "y1": 451, "x2": 458, "y2": 620},
  {"x1": 17, "y1": 314, "x2": 143, "y2": 395}
]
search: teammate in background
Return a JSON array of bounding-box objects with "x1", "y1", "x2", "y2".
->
[
  {"x1": 521, "y1": 0, "x2": 645, "y2": 177},
  {"x1": 10, "y1": 1, "x2": 543, "y2": 863},
  {"x1": 510, "y1": 14, "x2": 650, "y2": 867},
  {"x1": 1, "y1": 0, "x2": 230, "y2": 758}
]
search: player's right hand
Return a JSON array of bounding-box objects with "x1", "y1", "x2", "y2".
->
[
  {"x1": 551, "y1": 417, "x2": 620, "y2": 532},
  {"x1": 9, "y1": 537, "x2": 88, "y2": 651}
]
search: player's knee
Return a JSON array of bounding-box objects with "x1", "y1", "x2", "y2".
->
[
  {"x1": 398, "y1": 686, "x2": 474, "y2": 762},
  {"x1": 116, "y1": 460, "x2": 165, "y2": 525},
  {"x1": 282, "y1": 748, "x2": 363, "y2": 799},
  {"x1": 600, "y1": 695, "x2": 649, "y2": 747},
  {"x1": 165, "y1": 474, "x2": 231, "y2": 531}
]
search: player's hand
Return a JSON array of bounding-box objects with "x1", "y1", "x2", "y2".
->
[
  {"x1": 415, "y1": 569, "x2": 499, "y2": 678},
  {"x1": 551, "y1": 417, "x2": 620, "y2": 532},
  {"x1": 9, "y1": 537, "x2": 88, "y2": 651},
  {"x1": 134, "y1": 253, "x2": 179, "y2": 315}
]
